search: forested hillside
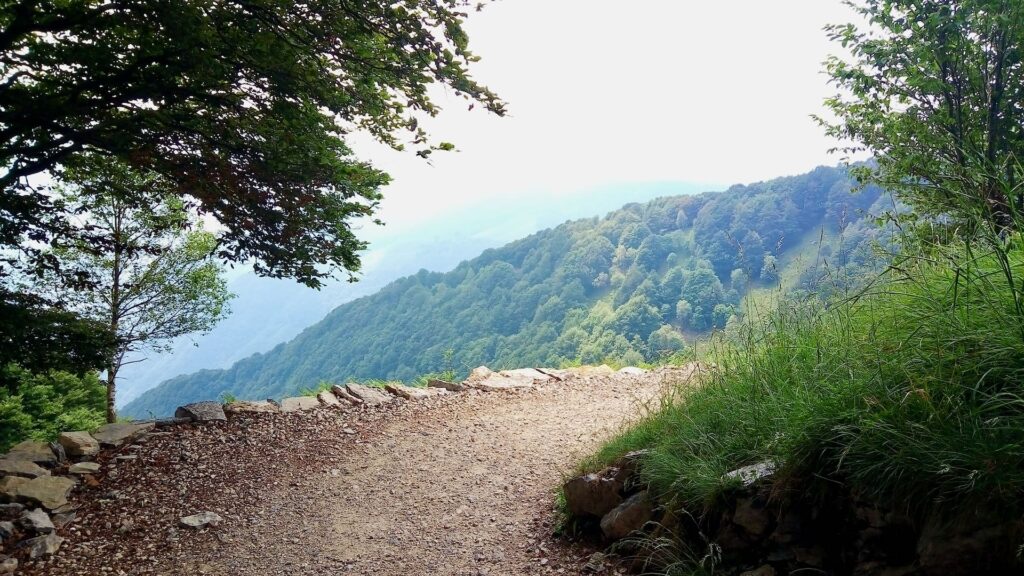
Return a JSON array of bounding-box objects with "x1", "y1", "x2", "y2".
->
[{"x1": 124, "y1": 165, "x2": 888, "y2": 417}]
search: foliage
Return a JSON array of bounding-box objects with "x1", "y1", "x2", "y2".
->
[
  {"x1": 123, "y1": 164, "x2": 888, "y2": 417},
  {"x1": 0, "y1": 364, "x2": 105, "y2": 452},
  {"x1": 31, "y1": 158, "x2": 232, "y2": 420},
  {"x1": 821, "y1": 0, "x2": 1024, "y2": 229},
  {"x1": 0, "y1": 0, "x2": 503, "y2": 287},
  {"x1": 0, "y1": 289, "x2": 114, "y2": 391}
]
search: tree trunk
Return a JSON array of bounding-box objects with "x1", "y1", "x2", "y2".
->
[{"x1": 106, "y1": 366, "x2": 117, "y2": 423}]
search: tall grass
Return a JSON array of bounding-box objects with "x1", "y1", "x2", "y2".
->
[{"x1": 586, "y1": 243, "x2": 1024, "y2": 523}]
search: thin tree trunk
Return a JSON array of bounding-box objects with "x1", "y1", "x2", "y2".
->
[{"x1": 106, "y1": 366, "x2": 117, "y2": 423}]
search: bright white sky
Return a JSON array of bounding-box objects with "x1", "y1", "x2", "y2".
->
[{"x1": 351, "y1": 0, "x2": 860, "y2": 236}]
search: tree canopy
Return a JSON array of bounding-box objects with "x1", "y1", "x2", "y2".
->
[
  {"x1": 0, "y1": 0, "x2": 504, "y2": 286},
  {"x1": 822, "y1": 0, "x2": 1024, "y2": 228}
]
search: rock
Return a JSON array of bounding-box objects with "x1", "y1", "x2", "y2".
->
[
  {"x1": 384, "y1": 384, "x2": 432, "y2": 400},
  {"x1": 740, "y1": 566, "x2": 777, "y2": 576},
  {"x1": 724, "y1": 461, "x2": 777, "y2": 487},
  {"x1": 91, "y1": 422, "x2": 155, "y2": 447},
  {"x1": 469, "y1": 368, "x2": 553, "y2": 391},
  {"x1": 317, "y1": 390, "x2": 341, "y2": 406},
  {"x1": 600, "y1": 490, "x2": 654, "y2": 540},
  {"x1": 612, "y1": 449, "x2": 650, "y2": 480},
  {"x1": 0, "y1": 503, "x2": 23, "y2": 515},
  {"x1": 427, "y1": 379, "x2": 466, "y2": 392},
  {"x1": 0, "y1": 557, "x2": 15, "y2": 574},
  {"x1": 0, "y1": 521, "x2": 12, "y2": 540},
  {"x1": 224, "y1": 400, "x2": 279, "y2": 414},
  {"x1": 175, "y1": 401, "x2": 227, "y2": 422},
  {"x1": 331, "y1": 385, "x2": 364, "y2": 405},
  {"x1": 25, "y1": 533, "x2": 63, "y2": 558},
  {"x1": 4, "y1": 440, "x2": 57, "y2": 466},
  {"x1": 68, "y1": 462, "x2": 101, "y2": 475},
  {"x1": 52, "y1": 511, "x2": 75, "y2": 529},
  {"x1": 570, "y1": 364, "x2": 616, "y2": 377},
  {"x1": 180, "y1": 511, "x2": 223, "y2": 529},
  {"x1": 583, "y1": 552, "x2": 607, "y2": 572},
  {"x1": 19, "y1": 508, "x2": 54, "y2": 535},
  {"x1": 279, "y1": 396, "x2": 320, "y2": 412},
  {"x1": 0, "y1": 477, "x2": 28, "y2": 503},
  {"x1": 466, "y1": 366, "x2": 493, "y2": 382},
  {"x1": 563, "y1": 469, "x2": 624, "y2": 518},
  {"x1": 916, "y1": 516, "x2": 1019, "y2": 576},
  {"x1": 0, "y1": 458, "x2": 50, "y2": 479},
  {"x1": 345, "y1": 383, "x2": 392, "y2": 406},
  {"x1": 58, "y1": 431, "x2": 100, "y2": 458},
  {"x1": 618, "y1": 366, "x2": 647, "y2": 376},
  {"x1": 13, "y1": 476, "x2": 76, "y2": 510},
  {"x1": 733, "y1": 496, "x2": 772, "y2": 538}
]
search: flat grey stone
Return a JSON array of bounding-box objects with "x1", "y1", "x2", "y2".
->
[
  {"x1": 68, "y1": 462, "x2": 101, "y2": 475},
  {"x1": 344, "y1": 383, "x2": 392, "y2": 406},
  {"x1": 0, "y1": 458, "x2": 50, "y2": 479},
  {"x1": 26, "y1": 534, "x2": 63, "y2": 558},
  {"x1": 279, "y1": 396, "x2": 320, "y2": 412},
  {"x1": 4, "y1": 441, "x2": 57, "y2": 466},
  {"x1": 317, "y1": 390, "x2": 341, "y2": 406},
  {"x1": 19, "y1": 508, "x2": 54, "y2": 535},
  {"x1": 330, "y1": 385, "x2": 363, "y2": 405},
  {"x1": 224, "y1": 400, "x2": 279, "y2": 413},
  {"x1": 384, "y1": 384, "x2": 433, "y2": 400},
  {"x1": 91, "y1": 422, "x2": 155, "y2": 447},
  {"x1": 12, "y1": 476, "x2": 76, "y2": 510},
  {"x1": 0, "y1": 477, "x2": 28, "y2": 503},
  {"x1": 0, "y1": 556, "x2": 16, "y2": 574},
  {"x1": 180, "y1": 511, "x2": 222, "y2": 528},
  {"x1": 427, "y1": 379, "x2": 466, "y2": 392},
  {"x1": 724, "y1": 460, "x2": 777, "y2": 487},
  {"x1": 58, "y1": 431, "x2": 99, "y2": 457},
  {"x1": 175, "y1": 401, "x2": 227, "y2": 422}
]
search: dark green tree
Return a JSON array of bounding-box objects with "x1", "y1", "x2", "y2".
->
[
  {"x1": 822, "y1": 0, "x2": 1024, "y2": 228},
  {"x1": 0, "y1": 0, "x2": 503, "y2": 287}
]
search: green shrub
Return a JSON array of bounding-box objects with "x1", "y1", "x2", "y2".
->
[{"x1": 0, "y1": 364, "x2": 106, "y2": 452}]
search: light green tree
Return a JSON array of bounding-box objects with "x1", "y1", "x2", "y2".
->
[
  {"x1": 821, "y1": 0, "x2": 1024, "y2": 229},
  {"x1": 36, "y1": 158, "x2": 233, "y2": 421}
]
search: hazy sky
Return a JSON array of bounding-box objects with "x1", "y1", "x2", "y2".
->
[{"x1": 351, "y1": 0, "x2": 860, "y2": 237}]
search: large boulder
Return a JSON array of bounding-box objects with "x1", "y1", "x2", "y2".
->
[
  {"x1": 91, "y1": 422, "x2": 155, "y2": 447},
  {"x1": 12, "y1": 476, "x2": 75, "y2": 510},
  {"x1": 563, "y1": 469, "x2": 624, "y2": 518},
  {"x1": 175, "y1": 402, "x2": 227, "y2": 422},
  {"x1": 345, "y1": 383, "x2": 392, "y2": 406},
  {"x1": 58, "y1": 431, "x2": 100, "y2": 458},
  {"x1": 4, "y1": 441, "x2": 57, "y2": 466},
  {"x1": 600, "y1": 490, "x2": 654, "y2": 540},
  {"x1": 224, "y1": 400, "x2": 279, "y2": 414},
  {"x1": 279, "y1": 396, "x2": 320, "y2": 412},
  {"x1": 0, "y1": 459, "x2": 50, "y2": 479}
]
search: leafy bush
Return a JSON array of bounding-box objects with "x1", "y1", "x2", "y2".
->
[{"x1": 0, "y1": 364, "x2": 105, "y2": 452}]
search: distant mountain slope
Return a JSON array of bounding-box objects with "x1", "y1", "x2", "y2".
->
[
  {"x1": 114, "y1": 181, "x2": 712, "y2": 405},
  {"x1": 124, "y1": 165, "x2": 887, "y2": 417}
]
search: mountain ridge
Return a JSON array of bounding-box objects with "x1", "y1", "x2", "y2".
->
[{"x1": 123, "y1": 164, "x2": 886, "y2": 417}]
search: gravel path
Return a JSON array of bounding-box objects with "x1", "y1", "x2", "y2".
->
[{"x1": 24, "y1": 372, "x2": 671, "y2": 576}]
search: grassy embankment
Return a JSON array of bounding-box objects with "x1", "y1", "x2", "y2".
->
[{"x1": 583, "y1": 243, "x2": 1024, "y2": 530}]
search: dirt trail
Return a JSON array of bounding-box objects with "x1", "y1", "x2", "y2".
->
[
  {"x1": 203, "y1": 375, "x2": 665, "y2": 575},
  {"x1": 24, "y1": 372, "x2": 672, "y2": 576}
]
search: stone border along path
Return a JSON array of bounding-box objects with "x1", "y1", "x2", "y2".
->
[{"x1": 0, "y1": 364, "x2": 695, "y2": 575}]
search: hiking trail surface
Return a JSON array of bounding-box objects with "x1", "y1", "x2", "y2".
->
[{"x1": 25, "y1": 370, "x2": 677, "y2": 575}]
